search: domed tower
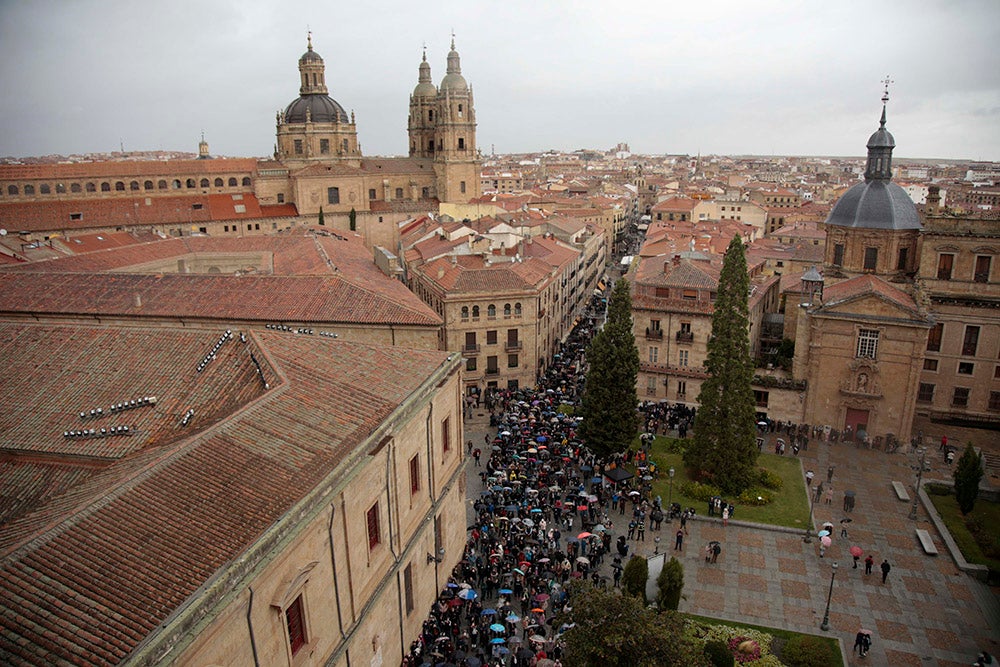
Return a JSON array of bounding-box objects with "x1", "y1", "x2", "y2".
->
[
  {"x1": 408, "y1": 49, "x2": 438, "y2": 158},
  {"x1": 824, "y1": 81, "x2": 920, "y2": 279},
  {"x1": 275, "y1": 34, "x2": 360, "y2": 164},
  {"x1": 432, "y1": 36, "x2": 481, "y2": 202}
]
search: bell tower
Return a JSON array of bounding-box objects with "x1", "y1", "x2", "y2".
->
[
  {"x1": 433, "y1": 36, "x2": 481, "y2": 203},
  {"x1": 408, "y1": 48, "x2": 438, "y2": 159}
]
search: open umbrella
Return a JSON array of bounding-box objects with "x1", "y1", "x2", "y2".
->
[
  {"x1": 490, "y1": 623, "x2": 506, "y2": 632},
  {"x1": 531, "y1": 607, "x2": 545, "y2": 613},
  {"x1": 592, "y1": 524, "x2": 607, "y2": 532},
  {"x1": 849, "y1": 545, "x2": 863, "y2": 557},
  {"x1": 534, "y1": 593, "x2": 550, "y2": 602},
  {"x1": 482, "y1": 608, "x2": 497, "y2": 615},
  {"x1": 508, "y1": 636, "x2": 523, "y2": 645},
  {"x1": 817, "y1": 529, "x2": 830, "y2": 537},
  {"x1": 577, "y1": 531, "x2": 594, "y2": 539},
  {"x1": 821, "y1": 536, "x2": 832, "y2": 547},
  {"x1": 458, "y1": 588, "x2": 478, "y2": 600},
  {"x1": 575, "y1": 556, "x2": 590, "y2": 565},
  {"x1": 522, "y1": 519, "x2": 535, "y2": 527},
  {"x1": 499, "y1": 588, "x2": 513, "y2": 595},
  {"x1": 490, "y1": 637, "x2": 506, "y2": 644},
  {"x1": 530, "y1": 508, "x2": 543, "y2": 513},
  {"x1": 506, "y1": 613, "x2": 520, "y2": 622}
]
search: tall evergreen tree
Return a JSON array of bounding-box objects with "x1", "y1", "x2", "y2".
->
[
  {"x1": 953, "y1": 443, "x2": 983, "y2": 515},
  {"x1": 579, "y1": 278, "x2": 640, "y2": 459},
  {"x1": 621, "y1": 555, "x2": 649, "y2": 603},
  {"x1": 317, "y1": 206, "x2": 325, "y2": 226},
  {"x1": 656, "y1": 556, "x2": 685, "y2": 611},
  {"x1": 684, "y1": 236, "x2": 758, "y2": 494}
]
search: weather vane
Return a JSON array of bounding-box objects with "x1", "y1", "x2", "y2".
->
[{"x1": 881, "y1": 75, "x2": 893, "y2": 104}]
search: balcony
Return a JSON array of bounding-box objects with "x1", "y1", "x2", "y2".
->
[
  {"x1": 462, "y1": 344, "x2": 481, "y2": 355},
  {"x1": 676, "y1": 331, "x2": 694, "y2": 343},
  {"x1": 504, "y1": 340, "x2": 523, "y2": 351},
  {"x1": 485, "y1": 367, "x2": 500, "y2": 377},
  {"x1": 644, "y1": 327, "x2": 663, "y2": 340}
]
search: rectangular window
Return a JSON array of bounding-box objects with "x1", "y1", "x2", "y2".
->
[
  {"x1": 487, "y1": 356, "x2": 499, "y2": 373},
  {"x1": 958, "y1": 361, "x2": 975, "y2": 375},
  {"x1": 754, "y1": 390, "x2": 769, "y2": 407},
  {"x1": 460, "y1": 180, "x2": 466, "y2": 194},
  {"x1": 442, "y1": 416, "x2": 451, "y2": 453},
  {"x1": 975, "y1": 255, "x2": 992, "y2": 283},
  {"x1": 422, "y1": 187, "x2": 430, "y2": 198},
  {"x1": 277, "y1": 193, "x2": 285, "y2": 203},
  {"x1": 508, "y1": 354, "x2": 518, "y2": 368},
  {"x1": 327, "y1": 187, "x2": 340, "y2": 204},
  {"x1": 856, "y1": 329, "x2": 879, "y2": 359},
  {"x1": 926, "y1": 323, "x2": 943, "y2": 352},
  {"x1": 404, "y1": 564, "x2": 415, "y2": 614},
  {"x1": 896, "y1": 247, "x2": 908, "y2": 271},
  {"x1": 923, "y1": 358, "x2": 938, "y2": 371},
  {"x1": 646, "y1": 376, "x2": 656, "y2": 394},
  {"x1": 677, "y1": 380, "x2": 686, "y2": 397},
  {"x1": 395, "y1": 187, "x2": 404, "y2": 199},
  {"x1": 320, "y1": 138, "x2": 330, "y2": 154},
  {"x1": 486, "y1": 330, "x2": 497, "y2": 345},
  {"x1": 863, "y1": 247, "x2": 878, "y2": 271},
  {"x1": 989, "y1": 391, "x2": 1000, "y2": 412},
  {"x1": 369, "y1": 188, "x2": 377, "y2": 200},
  {"x1": 995, "y1": 365, "x2": 1000, "y2": 379},
  {"x1": 286, "y1": 595, "x2": 307, "y2": 656},
  {"x1": 69, "y1": 212, "x2": 83, "y2": 221},
  {"x1": 294, "y1": 139, "x2": 303, "y2": 155},
  {"x1": 962, "y1": 325, "x2": 980, "y2": 356},
  {"x1": 678, "y1": 349, "x2": 689, "y2": 367},
  {"x1": 937, "y1": 253, "x2": 954, "y2": 280},
  {"x1": 367, "y1": 503, "x2": 381, "y2": 549},
  {"x1": 458, "y1": 138, "x2": 465, "y2": 150},
  {"x1": 650, "y1": 319, "x2": 661, "y2": 331},
  {"x1": 409, "y1": 454, "x2": 420, "y2": 495},
  {"x1": 466, "y1": 357, "x2": 477, "y2": 371},
  {"x1": 833, "y1": 244, "x2": 844, "y2": 267},
  {"x1": 952, "y1": 387, "x2": 970, "y2": 407},
  {"x1": 682, "y1": 289, "x2": 697, "y2": 300},
  {"x1": 917, "y1": 383, "x2": 934, "y2": 403},
  {"x1": 648, "y1": 346, "x2": 658, "y2": 363}
]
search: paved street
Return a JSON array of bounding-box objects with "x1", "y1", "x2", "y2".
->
[{"x1": 462, "y1": 411, "x2": 1000, "y2": 666}]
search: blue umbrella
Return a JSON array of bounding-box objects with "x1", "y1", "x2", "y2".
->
[
  {"x1": 481, "y1": 608, "x2": 497, "y2": 615},
  {"x1": 495, "y1": 647, "x2": 510, "y2": 655},
  {"x1": 530, "y1": 508, "x2": 543, "y2": 513},
  {"x1": 490, "y1": 637, "x2": 506, "y2": 644},
  {"x1": 446, "y1": 582, "x2": 459, "y2": 588},
  {"x1": 818, "y1": 529, "x2": 830, "y2": 537},
  {"x1": 506, "y1": 613, "x2": 520, "y2": 622},
  {"x1": 536, "y1": 435, "x2": 548, "y2": 443},
  {"x1": 591, "y1": 476, "x2": 603, "y2": 484},
  {"x1": 458, "y1": 588, "x2": 478, "y2": 600},
  {"x1": 490, "y1": 623, "x2": 506, "y2": 633},
  {"x1": 499, "y1": 588, "x2": 513, "y2": 595},
  {"x1": 505, "y1": 505, "x2": 519, "y2": 512},
  {"x1": 580, "y1": 465, "x2": 593, "y2": 472}
]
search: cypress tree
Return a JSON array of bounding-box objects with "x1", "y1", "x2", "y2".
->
[
  {"x1": 318, "y1": 206, "x2": 325, "y2": 226},
  {"x1": 579, "y1": 278, "x2": 640, "y2": 459},
  {"x1": 349, "y1": 207, "x2": 357, "y2": 231},
  {"x1": 953, "y1": 443, "x2": 983, "y2": 515},
  {"x1": 684, "y1": 236, "x2": 758, "y2": 494}
]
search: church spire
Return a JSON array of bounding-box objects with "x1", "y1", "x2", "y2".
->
[{"x1": 864, "y1": 76, "x2": 895, "y2": 182}]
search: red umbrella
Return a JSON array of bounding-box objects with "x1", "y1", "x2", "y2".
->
[
  {"x1": 849, "y1": 545, "x2": 863, "y2": 557},
  {"x1": 577, "y1": 532, "x2": 594, "y2": 539}
]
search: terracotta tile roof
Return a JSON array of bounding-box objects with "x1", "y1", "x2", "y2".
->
[
  {"x1": 51, "y1": 230, "x2": 160, "y2": 255},
  {"x1": 818, "y1": 274, "x2": 921, "y2": 315},
  {"x1": 0, "y1": 322, "x2": 454, "y2": 663},
  {"x1": 651, "y1": 197, "x2": 697, "y2": 212},
  {"x1": 0, "y1": 158, "x2": 258, "y2": 180}
]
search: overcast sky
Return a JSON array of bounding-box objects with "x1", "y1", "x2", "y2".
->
[{"x1": 1, "y1": 0, "x2": 998, "y2": 161}]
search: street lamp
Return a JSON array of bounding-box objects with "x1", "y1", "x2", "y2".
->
[
  {"x1": 668, "y1": 467, "x2": 675, "y2": 510},
  {"x1": 909, "y1": 448, "x2": 927, "y2": 520},
  {"x1": 819, "y1": 561, "x2": 838, "y2": 631}
]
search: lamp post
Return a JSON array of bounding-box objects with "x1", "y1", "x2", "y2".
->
[
  {"x1": 819, "y1": 561, "x2": 838, "y2": 631},
  {"x1": 668, "y1": 467, "x2": 675, "y2": 509},
  {"x1": 803, "y1": 491, "x2": 815, "y2": 543},
  {"x1": 909, "y1": 448, "x2": 927, "y2": 520}
]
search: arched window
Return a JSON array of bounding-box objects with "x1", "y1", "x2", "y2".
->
[
  {"x1": 158, "y1": 180, "x2": 167, "y2": 189},
  {"x1": 514, "y1": 302, "x2": 522, "y2": 316},
  {"x1": 172, "y1": 180, "x2": 181, "y2": 189},
  {"x1": 55, "y1": 183, "x2": 65, "y2": 194},
  {"x1": 70, "y1": 183, "x2": 81, "y2": 193},
  {"x1": 472, "y1": 305, "x2": 480, "y2": 319},
  {"x1": 228, "y1": 177, "x2": 237, "y2": 186},
  {"x1": 7, "y1": 185, "x2": 17, "y2": 195},
  {"x1": 461, "y1": 306, "x2": 469, "y2": 320},
  {"x1": 115, "y1": 181, "x2": 125, "y2": 191},
  {"x1": 487, "y1": 304, "x2": 497, "y2": 319},
  {"x1": 86, "y1": 182, "x2": 96, "y2": 192},
  {"x1": 503, "y1": 303, "x2": 511, "y2": 318},
  {"x1": 186, "y1": 178, "x2": 196, "y2": 188},
  {"x1": 242, "y1": 177, "x2": 251, "y2": 186},
  {"x1": 200, "y1": 178, "x2": 209, "y2": 188},
  {"x1": 144, "y1": 181, "x2": 153, "y2": 190},
  {"x1": 130, "y1": 181, "x2": 139, "y2": 191},
  {"x1": 24, "y1": 184, "x2": 35, "y2": 195},
  {"x1": 214, "y1": 178, "x2": 223, "y2": 187},
  {"x1": 40, "y1": 184, "x2": 51, "y2": 194}
]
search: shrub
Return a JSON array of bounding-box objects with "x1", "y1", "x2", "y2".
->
[
  {"x1": 781, "y1": 634, "x2": 834, "y2": 667},
  {"x1": 681, "y1": 481, "x2": 722, "y2": 501},
  {"x1": 925, "y1": 482, "x2": 952, "y2": 496},
  {"x1": 704, "y1": 640, "x2": 735, "y2": 667},
  {"x1": 738, "y1": 489, "x2": 772, "y2": 505},
  {"x1": 757, "y1": 468, "x2": 783, "y2": 490}
]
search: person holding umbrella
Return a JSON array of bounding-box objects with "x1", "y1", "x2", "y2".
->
[{"x1": 850, "y1": 545, "x2": 863, "y2": 568}]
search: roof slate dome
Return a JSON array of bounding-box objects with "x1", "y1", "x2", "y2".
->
[
  {"x1": 284, "y1": 95, "x2": 350, "y2": 124},
  {"x1": 440, "y1": 39, "x2": 468, "y2": 92},
  {"x1": 299, "y1": 48, "x2": 323, "y2": 64},
  {"x1": 413, "y1": 52, "x2": 437, "y2": 98},
  {"x1": 826, "y1": 180, "x2": 921, "y2": 230}
]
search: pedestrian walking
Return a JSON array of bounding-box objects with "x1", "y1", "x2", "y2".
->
[
  {"x1": 880, "y1": 559, "x2": 891, "y2": 584},
  {"x1": 704, "y1": 543, "x2": 712, "y2": 563},
  {"x1": 722, "y1": 506, "x2": 729, "y2": 527},
  {"x1": 711, "y1": 542, "x2": 721, "y2": 563},
  {"x1": 472, "y1": 448, "x2": 481, "y2": 466},
  {"x1": 853, "y1": 630, "x2": 866, "y2": 655},
  {"x1": 823, "y1": 486, "x2": 834, "y2": 505},
  {"x1": 827, "y1": 465, "x2": 835, "y2": 483},
  {"x1": 674, "y1": 529, "x2": 684, "y2": 551},
  {"x1": 636, "y1": 519, "x2": 645, "y2": 542},
  {"x1": 864, "y1": 554, "x2": 874, "y2": 575}
]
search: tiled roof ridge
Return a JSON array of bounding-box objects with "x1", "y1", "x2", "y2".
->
[
  {"x1": 331, "y1": 271, "x2": 442, "y2": 320},
  {"x1": 0, "y1": 330, "x2": 286, "y2": 564}
]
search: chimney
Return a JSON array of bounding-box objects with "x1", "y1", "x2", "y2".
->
[
  {"x1": 672, "y1": 254, "x2": 681, "y2": 266},
  {"x1": 134, "y1": 293, "x2": 143, "y2": 308}
]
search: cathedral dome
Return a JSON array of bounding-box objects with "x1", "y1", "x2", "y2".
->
[
  {"x1": 413, "y1": 52, "x2": 437, "y2": 98},
  {"x1": 825, "y1": 180, "x2": 921, "y2": 230},
  {"x1": 440, "y1": 39, "x2": 469, "y2": 92},
  {"x1": 284, "y1": 95, "x2": 350, "y2": 124}
]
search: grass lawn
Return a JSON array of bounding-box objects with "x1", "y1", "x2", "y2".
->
[
  {"x1": 684, "y1": 612, "x2": 844, "y2": 667},
  {"x1": 638, "y1": 436, "x2": 811, "y2": 529},
  {"x1": 926, "y1": 490, "x2": 1000, "y2": 572}
]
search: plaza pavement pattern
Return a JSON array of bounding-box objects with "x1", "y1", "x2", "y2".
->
[{"x1": 463, "y1": 411, "x2": 1000, "y2": 666}]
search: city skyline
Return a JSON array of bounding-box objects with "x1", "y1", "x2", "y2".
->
[{"x1": 1, "y1": 0, "x2": 998, "y2": 161}]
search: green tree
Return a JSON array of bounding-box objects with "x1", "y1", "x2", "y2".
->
[
  {"x1": 578, "y1": 277, "x2": 639, "y2": 458},
  {"x1": 621, "y1": 555, "x2": 649, "y2": 603},
  {"x1": 954, "y1": 443, "x2": 984, "y2": 515},
  {"x1": 684, "y1": 236, "x2": 758, "y2": 494},
  {"x1": 557, "y1": 583, "x2": 709, "y2": 667},
  {"x1": 349, "y1": 207, "x2": 357, "y2": 231},
  {"x1": 656, "y1": 556, "x2": 684, "y2": 611},
  {"x1": 317, "y1": 206, "x2": 325, "y2": 226}
]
